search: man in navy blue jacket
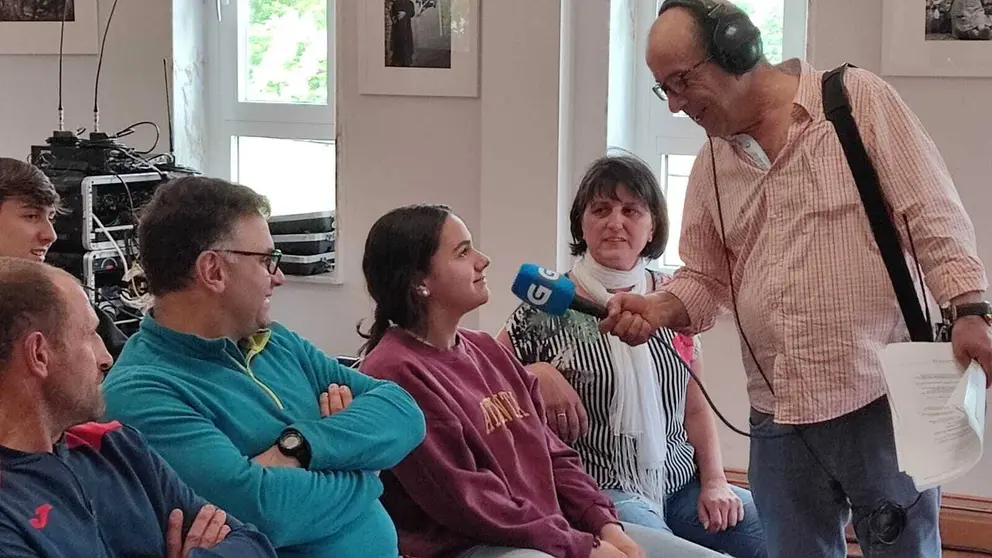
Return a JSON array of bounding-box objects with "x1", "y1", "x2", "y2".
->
[{"x1": 0, "y1": 257, "x2": 277, "y2": 557}]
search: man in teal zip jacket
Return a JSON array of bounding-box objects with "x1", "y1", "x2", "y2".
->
[{"x1": 102, "y1": 176, "x2": 427, "y2": 558}]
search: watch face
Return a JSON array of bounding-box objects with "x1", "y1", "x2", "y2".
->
[{"x1": 281, "y1": 433, "x2": 301, "y2": 451}]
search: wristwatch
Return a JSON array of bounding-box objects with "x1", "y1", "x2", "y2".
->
[
  {"x1": 941, "y1": 301, "x2": 992, "y2": 326},
  {"x1": 277, "y1": 429, "x2": 312, "y2": 469}
]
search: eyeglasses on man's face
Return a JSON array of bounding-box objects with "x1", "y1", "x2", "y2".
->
[
  {"x1": 216, "y1": 248, "x2": 283, "y2": 274},
  {"x1": 652, "y1": 56, "x2": 712, "y2": 102}
]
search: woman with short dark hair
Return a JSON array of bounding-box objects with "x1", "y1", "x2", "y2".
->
[{"x1": 498, "y1": 153, "x2": 767, "y2": 557}]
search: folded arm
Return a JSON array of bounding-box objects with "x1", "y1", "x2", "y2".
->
[
  {"x1": 103, "y1": 376, "x2": 384, "y2": 549},
  {"x1": 136, "y1": 427, "x2": 277, "y2": 557},
  {"x1": 285, "y1": 331, "x2": 426, "y2": 472}
]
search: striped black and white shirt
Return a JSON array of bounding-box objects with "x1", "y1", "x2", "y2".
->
[{"x1": 504, "y1": 271, "x2": 699, "y2": 496}]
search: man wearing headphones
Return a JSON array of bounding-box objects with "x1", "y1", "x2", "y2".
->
[{"x1": 599, "y1": 1, "x2": 991, "y2": 557}]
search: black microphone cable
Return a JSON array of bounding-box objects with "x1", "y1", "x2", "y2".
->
[
  {"x1": 700, "y1": 136, "x2": 925, "y2": 545},
  {"x1": 526, "y1": 254, "x2": 927, "y2": 545}
]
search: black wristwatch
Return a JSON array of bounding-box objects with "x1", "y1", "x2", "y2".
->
[
  {"x1": 277, "y1": 429, "x2": 312, "y2": 469},
  {"x1": 941, "y1": 301, "x2": 992, "y2": 326}
]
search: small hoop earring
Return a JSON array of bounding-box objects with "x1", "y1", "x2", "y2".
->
[{"x1": 418, "y1": 287, "x2": 430, "y2": 297}]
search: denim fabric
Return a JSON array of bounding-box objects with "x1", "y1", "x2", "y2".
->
[
  {"x1": 748, "y1": 397, "x2": 941, "y2": 558},
  {"x1": 606, "y1": 476, "x2": 768, "y2": 558}
]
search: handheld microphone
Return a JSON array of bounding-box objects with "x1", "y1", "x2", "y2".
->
[
  {"x1": 510, "y1": 263, "x2": 607, "y2": 319},
  {"x1": 510, "y1": 261, "x2": 789, "y2": 443}
]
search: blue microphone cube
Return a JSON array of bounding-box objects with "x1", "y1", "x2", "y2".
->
[{"x1": 511, "y1": 263, "x2": 575, "y2": 316}]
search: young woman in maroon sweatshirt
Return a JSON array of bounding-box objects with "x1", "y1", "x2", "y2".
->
[{"x1": 357, "y1": 204, "x2": 722, "y2": 558}]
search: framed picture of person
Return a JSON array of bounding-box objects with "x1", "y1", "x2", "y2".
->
[
  {"x1": 0, "y1": 0, "x2": 98, "y2": 54},
  {"x1": 359, "y1": 0, "x2": 479, "y2": 97},
  {"x1": 882, "y1": 0, "x2": 992, "y2": 77}
]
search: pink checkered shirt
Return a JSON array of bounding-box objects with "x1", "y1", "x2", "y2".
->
[{"x1": 664, "y1": 59, "x2": 987, "y2": 424}]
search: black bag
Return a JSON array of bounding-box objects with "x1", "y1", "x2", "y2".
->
[{"x1": 821, "y1": 64, "x2": 934, "y2": 342}]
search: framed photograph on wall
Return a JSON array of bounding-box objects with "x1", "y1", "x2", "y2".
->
[
  {"x1": 0, "y1": 0, "x2": 99, "y2": 54},
  {"x1": 359, "y1": 0, "x2": 479, "y2": 97},
  {"x1": 882, "y1": 0, "x2": 992, "y2": 77}
]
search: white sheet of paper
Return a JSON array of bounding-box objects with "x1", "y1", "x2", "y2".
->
[
  {"x1": 879, "y1": 342, "x2": 987, "y2": 492},
  {"x1": 951, "y1": 365, "x2": 987, "y2": 437}
]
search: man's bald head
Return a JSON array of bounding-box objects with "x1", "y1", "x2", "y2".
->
[
  {"x1": 0, "y1": 256, "x2": 112, "y2": 437},
  {"x1": 650, "y1": 0, "x2": 761, "y2": 71},
  {"x1": 646, "y1": 0, "x2": 769, "y2": 137},
  {"x1": 647, "y1": 4, "x2": 709, "y2": 74},
  {"x1": 0, "y1": 258, "x2": 71, "y2": 368}
]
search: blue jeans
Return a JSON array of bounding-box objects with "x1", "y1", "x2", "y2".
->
[
  {"x1": 457, "y1": 521, "x2": 722, "y2": 557},
  {"x1": 748, "y1": 396, "x2": 941, "y2": 558},
  {"x1": 605, "y1": 477, "x2": 767, "y2": 558}
]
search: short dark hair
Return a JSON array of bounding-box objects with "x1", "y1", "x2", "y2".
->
[
  {"x1": 358, "y1": 204, "x2": 452, "y2": 355},
  {"x1": 137, "y1": 176, "x2": 271, "y2": 296},
  {"x1": 569, "y1": 152, "x2": 670, "y2": 259},
  {"x1": 0, "y1": 258, "x2": 67, "y2": 369},
  {"x1": 0, "y1": 157, "x2": 60, "y2": 209}
]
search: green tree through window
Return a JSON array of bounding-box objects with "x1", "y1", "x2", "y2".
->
[
  {"x1": 733, "y1": 1, "x2": 785, "y2": 64},
  {"x1": 246, "y1": 0, "x2": 328, "y2": 104}
]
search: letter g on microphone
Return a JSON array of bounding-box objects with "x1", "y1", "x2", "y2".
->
[
  {"x1": 526, "y1": 284, "x2": 552, "y2": 306},
  {"x1": 511, "y1": 263, "x2": 575, "y2": 316}
]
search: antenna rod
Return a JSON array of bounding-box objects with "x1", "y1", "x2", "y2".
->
[
  {"x1": 163, "y1": 58, "x2": 175, "y2": 156},
  {"x1": 93, "y1": 0, "x2": 122, "y2": 134},
  {"x1": 58, "y1": 0, "x2": 69, "y2": 131}
]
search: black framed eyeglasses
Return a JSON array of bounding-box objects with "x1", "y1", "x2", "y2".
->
[
  {"x1": 652, "y1": 56, "x2": 712, "y2": 102},
  {"x1": 216, "y1": 249, "x2": 282, "y2": 274}
]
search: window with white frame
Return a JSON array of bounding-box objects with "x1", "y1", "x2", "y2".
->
[
  {"x1": 207, "y1": 0, "x2": 337, "y2": 245},
  {"x1": 608, "y1": 0, "x2": 807, "y2": 270}
]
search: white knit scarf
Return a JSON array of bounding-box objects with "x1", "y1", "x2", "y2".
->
[{"x1": 571, "y1": 255, "x2": 668, "y2": 506}]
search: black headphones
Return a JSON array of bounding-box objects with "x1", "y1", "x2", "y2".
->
[{"x1": 657, "y1": 0, "x2": 763, "y2": 75}]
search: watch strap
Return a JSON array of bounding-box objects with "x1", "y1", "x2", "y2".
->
[
  {"x1": 278, "y1": 429, "x2": 312, "y2": 468},
  {"x1": 942, "y1": 301, "x2": 992, "y2": 324}
]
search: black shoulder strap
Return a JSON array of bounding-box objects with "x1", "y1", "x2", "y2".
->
[{"x1": 821, "y1": 64, "x2": 933, "y2": 342}]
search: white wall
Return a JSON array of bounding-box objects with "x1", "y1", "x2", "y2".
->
[
  {"x1": 0, "y1": 0, "x2": 170, "y2": 160},
  {"x1": 269, "y1": 0, "x2": 482, "y2": 350},
  {"x1": 171, "y1": 0, "x2": 207, "y2": 172},
  {"x1": 477, "y1": 0, "x2": 563, "y2": 332},
  {"x1": 269, "y1": 0, "x2": 566, "y2": 351},
  {"x1": 559, "y1": 0, "x2": 612, "y2": 271}
]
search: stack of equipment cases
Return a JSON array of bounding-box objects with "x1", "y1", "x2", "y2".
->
[
  {"x1": 45, "y1": 171, "x2": 178, "y2": 336},
  {"x1": 269, "y1": 211, "x2": 336, "y2": 276}
]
